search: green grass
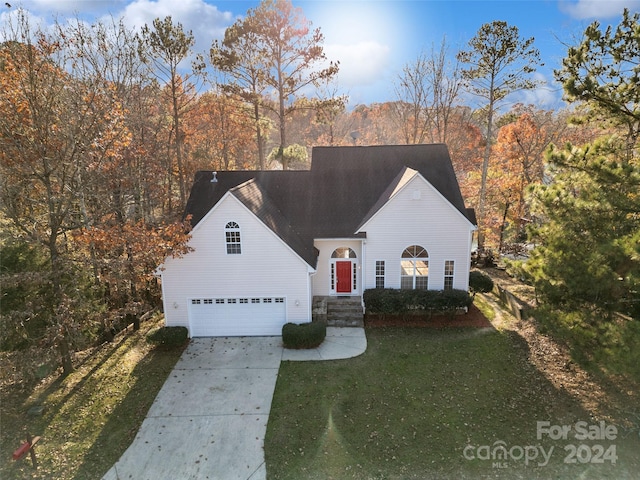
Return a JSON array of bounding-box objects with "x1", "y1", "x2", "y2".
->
[
  {"x1": 473, "y1": 294, "x2": 496, "y2": 322},
  {"x1": 265, "y1": 326, "x2": 640, "y2": 479},
  {"x1": 0, "y1": 315, "x2": 185, "y2": 480}
]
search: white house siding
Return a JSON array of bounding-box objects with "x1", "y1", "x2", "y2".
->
[
  {"x1": 358, "y1": 175, "x2": 474, "y2": 291},
  {"x1": 312, "y1": 239, "x2": 363, "y2": 296},
  {"x1": 160, "y1": 194, "x2": 312, "y2": 333}
]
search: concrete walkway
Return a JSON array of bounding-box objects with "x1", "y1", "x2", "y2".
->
[{"x1": 103, "y1": 327, "x2": 366, "y2": 480}]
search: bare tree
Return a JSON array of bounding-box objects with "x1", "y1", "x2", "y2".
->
[{"x1": 393, "y1": 37, "x2": 463, "y2": 144}]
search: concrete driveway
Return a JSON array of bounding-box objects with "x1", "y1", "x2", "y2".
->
[
  {"x1": 103, "y1": 337, "x2": 282, "y2": 480},
  {"x1": 103, "y1": 328, "x2": 366, "y2": 480}
]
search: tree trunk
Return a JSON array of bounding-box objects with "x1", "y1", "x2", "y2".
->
[
  {"x1": 498, "y1": 201, "x2": 511, "y2": 253},
  {"x1": 253, "y1": 102, "x2": 265, "y2": 170},
  {"x1": 58, "y1": 328, "x2": 73, "y2": 377},
  {"x1": 477, "y1": 87, "x2": 496, "y2": 252},
  {"x1": 277, "y1": 62, "x2": 288, "y2": 170},
  {"x1": 127, "y1": 243, "x2": 139, "y2": 331},
  {"x1": 172, "y1": 76, "x2": 186, "y2": 207}
]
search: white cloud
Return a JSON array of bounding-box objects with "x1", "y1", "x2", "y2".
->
[
  {"x1": 559, "y1": 0, "x2": 640, "y2": 19},
  {"x1": 326, "y1": 41, "x2": 391, "y2": 88},
  {"x1": 11, "y1": 0, "x2": 235, "y2": 53},
  {"x1": 118, "y1": 0, "x2": 235, "y2": 52}
]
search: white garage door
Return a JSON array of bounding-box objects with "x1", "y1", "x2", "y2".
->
[{"x1": 188, "y1": 296, "x2": 287, "y2": 337}]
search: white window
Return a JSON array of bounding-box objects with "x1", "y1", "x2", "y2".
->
[
  {"x1": 353, "y1": 263, "x2": 358, "y2": 290},
  {"x1": 401, "y1": 245, "x2": 429, "y2": 290},
  {"x1": 375, "y1": 261, "x2": 385, "y2": 289},
  {"x1": 330, "y1": 263, "x2": 335, "y2": 290},
  {"x1": 444, "y1": 260, "x2": 455, "y2": 291},
  {"x1": 225, "y1": 222, "x2": 241, "y2": 254}
]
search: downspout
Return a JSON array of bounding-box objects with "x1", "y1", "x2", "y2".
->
[
  {"x1": 361, "y1": 239, "x2": 367, "y2": 312},
  {"x1": 309, "y1": 267, "x2": 317, "y2": 323}
]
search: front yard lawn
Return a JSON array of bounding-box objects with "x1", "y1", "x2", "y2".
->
[
  {"x1": 0, "y1": 315, "x2": 185, "y2": 480},
  {"x1": 265, "y1": 325, "x2": 639, "y2": 479}
]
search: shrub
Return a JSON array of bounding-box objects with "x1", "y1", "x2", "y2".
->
[
  {"x1": 282, "y1": 321, "x2": 326, "y2": 349},
  {"x1": 469, "y1": 270, "x2": 494, "y2": 295},
  {"x1": 363, "y1": 288, "x2": 473, "y2": 316},
  {"x1": 146, "y1": 326, "x2": 188, "y2": 348},
  {"x1": 363, "y1": 288, "x2": 406, "y2": 315}
]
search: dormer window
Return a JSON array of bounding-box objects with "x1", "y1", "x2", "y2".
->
[{"x1": 225, "y1": 222, "x2": 241, "y2": 254}]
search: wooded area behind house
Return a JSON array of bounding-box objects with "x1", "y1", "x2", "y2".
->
[{"x1": 1, "y1": 2, "x2": 638, "y2": 378}]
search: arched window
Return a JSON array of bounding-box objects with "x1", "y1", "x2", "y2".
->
[
  {"x1": 401, "y1": 245, "x2": 428, "y2": 289},
  {"x1": 225, "y1": 222, "x2": 241, "y2": 254},
  {"x1": 331, "y1": 247, "x2": 357, "y2": 259}
]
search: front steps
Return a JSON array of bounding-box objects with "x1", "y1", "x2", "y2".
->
[{"x1": 312, "y1": 296, "x2": 364, "y2": 327}]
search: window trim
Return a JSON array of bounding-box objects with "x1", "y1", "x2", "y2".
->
[
  {"x1": 375, "y1": 260, "x2": 386, "y2": 289},
  {"x1": 225, "y1": 221, "x2": 242, "y2": 255},
  {"x1": 400, "y1": 245, "x2": 429, "y2": 290},
  {"x1": 444, "y1": 260, "x2": 455, "y2": 291}
]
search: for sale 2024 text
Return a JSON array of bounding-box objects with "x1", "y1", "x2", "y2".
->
[{"x1": 537, "y1": 421, "x2": 617, "y2": 465}]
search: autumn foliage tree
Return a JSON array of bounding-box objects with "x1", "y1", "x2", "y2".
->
[
  {"x1": 184, "y1": 90, "x2": 256, "y2": 172},
  {"x1": 1, "y1": 14, "x2": 194, "y2": 375},
  {"x1": 0, "y1": 15, "x2": 132, "y2": 374},
  {"x1": 486, "y1": 106, "x2": 570, "y2": 250},
  {"x1": 212, "y1": 0, "x2": 340, "y2": 169},
  {"x1": 74, "y1": 219, "x2": 192, "y2": 336}
]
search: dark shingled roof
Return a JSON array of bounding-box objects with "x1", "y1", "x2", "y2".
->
[
  {"x1": 184, "y1": 144, "x2": 474, "y2": 268},
  {"x1": 229, "y1": 179, "x2": 318, "y2": 267}
]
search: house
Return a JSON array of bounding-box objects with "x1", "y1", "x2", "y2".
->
[{"x1": 158, "y1": 144, "x2": 477, "y2": 337}]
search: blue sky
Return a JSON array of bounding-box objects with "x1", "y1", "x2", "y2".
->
[{"x1": 3, "y1": 0, "x2": 639, "y2": 108}]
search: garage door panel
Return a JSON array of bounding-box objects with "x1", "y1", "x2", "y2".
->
[{"x1": 188, "y1": 297, "x2": 286, "y2": 337}]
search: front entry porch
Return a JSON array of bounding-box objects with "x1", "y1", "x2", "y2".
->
[{"x1": 312, "y1": 296, "x2": 364, "y2": 327}]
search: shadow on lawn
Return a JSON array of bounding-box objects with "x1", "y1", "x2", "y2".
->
[
  {"x1": 1, "y1": 336, "x2": 137, "y2": 480},
  {"x1": 74, "y1": 344, "x2": 185, "y2": 480},
  {"x1": 1, "y1": 321, "x2": 185, "y2": 480}
]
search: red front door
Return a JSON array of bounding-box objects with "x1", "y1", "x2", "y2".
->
[{"x1": 336, "y1": 261, "x2": 352, "y2": 293}]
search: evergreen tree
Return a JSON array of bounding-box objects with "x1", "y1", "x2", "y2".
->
[{"x1": 524, "y1": 9, "x2": 640, "y2": 318}]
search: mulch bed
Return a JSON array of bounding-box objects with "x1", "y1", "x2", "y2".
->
[{"x1": 365, "y1": 304, "x2": 493, "y2": 328}]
